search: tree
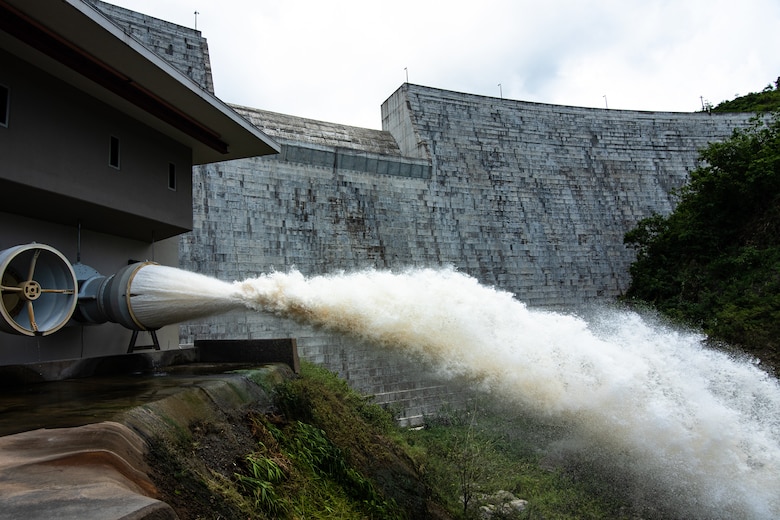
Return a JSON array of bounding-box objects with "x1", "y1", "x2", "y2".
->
[
  {"x1": 711, "y1": 77, "x2": 780, "y2": 113},
  {"x1": 624, "y1": 112, "x2": 780, "y2": 364}
]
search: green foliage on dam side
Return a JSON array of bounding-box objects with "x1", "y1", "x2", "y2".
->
[
  {"x1": 402, "y1": 402, "x2": 638, "y2": 520},
  {"x1": 147, "y1": 361, "x2": 428, "y2": 519},
  {"x1": 624, "y1": 110, "x2": 780, "y2": 368},
  {"x1": 711, "y1": 77, "x2": 780, "y2": 113},
  {"x1": 147, "y1": 362, "x2": 640, "y2": 519}
]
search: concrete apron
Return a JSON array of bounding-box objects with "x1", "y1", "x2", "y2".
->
[{"x1": 0, "y1": 363, "x2": 293, "y2": 520}]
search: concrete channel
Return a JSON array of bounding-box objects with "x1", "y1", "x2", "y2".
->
[{"x1": 0, "y1": 342, "x2": 298, "y2": 519}]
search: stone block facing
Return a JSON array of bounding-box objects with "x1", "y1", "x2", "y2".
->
[
  {"x1": 178, "y1": 86, "x2": 750, "y2": 423},
  {"x1": 100, "y1": 0, "x2": 753, "y2": 423}
]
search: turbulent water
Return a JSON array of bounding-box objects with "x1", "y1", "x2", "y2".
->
[{"x1": 133, "y1": 265, "x2": 780, "y2": 518}]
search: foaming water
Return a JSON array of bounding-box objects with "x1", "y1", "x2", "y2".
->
[
  {"x1": 133, "y1": 265, "x2": 780, "y2": 517},
  {"x1": 232, "y1": 267, "x2": 780, "y2": 519}
]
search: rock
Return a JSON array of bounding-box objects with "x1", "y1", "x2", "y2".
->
[{"x1": 476, "y1": 490, "x2": 528, "y2": 519}]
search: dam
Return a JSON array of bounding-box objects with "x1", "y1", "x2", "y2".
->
[{"x1": 178, "y1": 86, "x2": 751, "y2": 421}]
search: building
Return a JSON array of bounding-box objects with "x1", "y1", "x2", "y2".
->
[{"x1": 0, "y1": 0, "x2": 278, "y2": 366}]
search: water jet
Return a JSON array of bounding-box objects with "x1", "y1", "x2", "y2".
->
[{"x1": 3, "y1": 244, "x2": 780, "y2": 518}]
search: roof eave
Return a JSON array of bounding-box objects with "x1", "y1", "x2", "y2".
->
[{"x1": 0, "y1": 0, "x2": 279, "y2": 164}]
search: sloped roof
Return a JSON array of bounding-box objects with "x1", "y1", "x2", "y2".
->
[
  {"x1": 0, "y1": 0, "x2": 279, "y2": 164},
  {"x1": 233, "y1": 105, "x2": 403, "y2": 156}
]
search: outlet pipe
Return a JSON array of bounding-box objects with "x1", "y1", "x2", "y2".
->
[
  {"x1": 0, "y1": 244, "x2": 78, "y2": 336},
  {"x1": 74, "y1": 261, "x2": 158, "y2": 331},
  {"x1": 1, "y1": 244, "x2": 241, "y2": 336}
]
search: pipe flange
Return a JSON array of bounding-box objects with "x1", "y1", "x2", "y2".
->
[{"x1": 97, "y1": 262, "x2": 158, "y2": 331}]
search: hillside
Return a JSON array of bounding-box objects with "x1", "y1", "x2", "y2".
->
[
  {"x1": 625, "y1": 81, "x2": 780, "y2": 371},
  {"x1": 710, "y1": 77, "x2": 780, "y2": 113},
  {"x1": 147, "y1": 362, "x2": 642, "y2": 519}
]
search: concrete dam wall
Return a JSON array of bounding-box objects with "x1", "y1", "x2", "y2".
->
[
  {"x1": 178, "y1": 85, "x2": 750, "y2": 423},
  {"x1": 93, "y1": 0, "x2": 753, "y2": 423}
]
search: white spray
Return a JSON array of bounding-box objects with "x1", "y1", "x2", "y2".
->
[{"x1": 133, "y1": 265, "x2": 780, "y2": 518}]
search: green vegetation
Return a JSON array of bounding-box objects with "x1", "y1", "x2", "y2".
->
[
  {"x1": 624, "y1": 108, "x2": 780, "y2": 369},
  {"x1": 147, "y1": 362, "x2": 646, "y2": 519},
  {"x1": 227, "y1": 416, "x2": 404, "y2": 519},
  {"x1": 148, "y1": 361, "x2": 423, "y2": 519},
  {"x1": 710, "y1": 77, "x2": 780, "y2": 113},
  {"x1": 405, "y1": 404, "x2": 635, "y2": 519}
]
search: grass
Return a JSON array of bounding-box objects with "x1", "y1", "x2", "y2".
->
[
  {"x1": 147, "y1": 362, "x2": 653, "y2": 519},
  {"x1": 404, "y1": 402, "x2": 635, "y2": 519}
]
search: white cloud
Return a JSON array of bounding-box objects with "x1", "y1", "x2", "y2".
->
[{"x1": 106, "y1": 0, "x2": 780, "y2": 127}]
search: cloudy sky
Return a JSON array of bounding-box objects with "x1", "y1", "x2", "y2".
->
[{"x1": 108, "y1": 0, "x2": 780, "y2": 130}]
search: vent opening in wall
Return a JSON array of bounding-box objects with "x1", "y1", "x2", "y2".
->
[
  {"x1": 0, "y1": 84, "x2": 9, "y2": 127},
  {"x1": 109, "y1": 135, "x2": 120, "y2": 169},
  {"x1": 168, "y1": 162, "x2": 176, "y2": 191}
]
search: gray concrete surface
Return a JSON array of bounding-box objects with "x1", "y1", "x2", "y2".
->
[{"x1": 0, "y1": 364, "x2": 292, "y2": 519}]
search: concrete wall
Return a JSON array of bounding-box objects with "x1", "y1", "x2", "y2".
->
[
  {"x1": 177, "y1": 109, "x2": 457, "y2": 424},
  {"x1": 176, "y1": 91, "x2": 750, "y2": 423},
  {"x1": 90, "y1": 4, "x2": 753, "y2": 423},
  {"x1": 86, "y1": 0, "x2": 214, "y2": 94},
  {"x1": 0, "y1": 48, "x2": 194, "y2": 241},
  {"x1": 382, "y1": 84, "x2": 752, "y2": 306}
]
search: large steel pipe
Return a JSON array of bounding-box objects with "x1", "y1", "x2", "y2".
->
[
  {"x1": 88, "y1": 262, "x2": 241, "y2": 331},
  {"x1": 73, "y1": 261, "x2": 191, "y2": 331},
  {"x1": 1, "y1": 244, "x2": 241, "y2": 336},
  {"x1": 94, "y1": 262, "x2": 156, "y2": 330},
  {"x1": 0, "y1": 244, "x2": 78, "y2": 336}
]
